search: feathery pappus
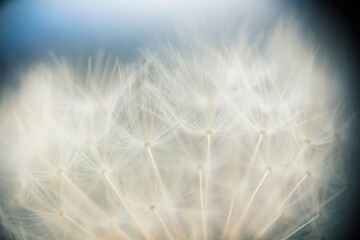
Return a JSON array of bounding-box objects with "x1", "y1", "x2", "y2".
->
[{"x1": 0, "y1": 21, "x2": 355, "y2": 239}]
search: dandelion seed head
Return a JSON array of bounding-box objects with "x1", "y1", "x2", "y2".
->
[{"x1": 0, "y1": 18, "x2": 356, "y2": 239}]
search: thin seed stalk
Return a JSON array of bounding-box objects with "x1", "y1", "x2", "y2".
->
[{"x1": 198, "y1": 166, "x2": 207, "y2": 240}]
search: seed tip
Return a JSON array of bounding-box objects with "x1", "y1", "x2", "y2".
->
[
  {"x1": 58, "y1": 210, "x2": 64, "y2": 217},
  {"x1": 259, "y1": 130, "x2": 266, "y2": 135},
  {"x1": 86, "y1": 139, "x2": 93, "y2": 145}
]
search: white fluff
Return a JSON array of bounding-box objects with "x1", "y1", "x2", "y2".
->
[{"x1": 0, "y1": 20, "x2": 353, "y2": 239}]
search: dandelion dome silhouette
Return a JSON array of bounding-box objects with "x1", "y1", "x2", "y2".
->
[{"x1": 0, "y1": 21, "x2": 354, "y2": 239}]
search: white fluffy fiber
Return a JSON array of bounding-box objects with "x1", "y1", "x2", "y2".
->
[{"x1": 0, "y1": 21, "x2": 354, "y2": 239}]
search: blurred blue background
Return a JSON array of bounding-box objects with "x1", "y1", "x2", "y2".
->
[
  {"x1": 0, "y1": 0, "x2": 358, "y2": 87},
  {"x1": 0, "y1": 0, "x2": 283, "y2": 64},
  {"x1": 0, "y1": 0, "x2": 358, "y2": 84}
]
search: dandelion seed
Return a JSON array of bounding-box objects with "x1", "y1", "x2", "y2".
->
[{"x1": 0, "y1": 19, "x2": 354, "y2": 240}]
